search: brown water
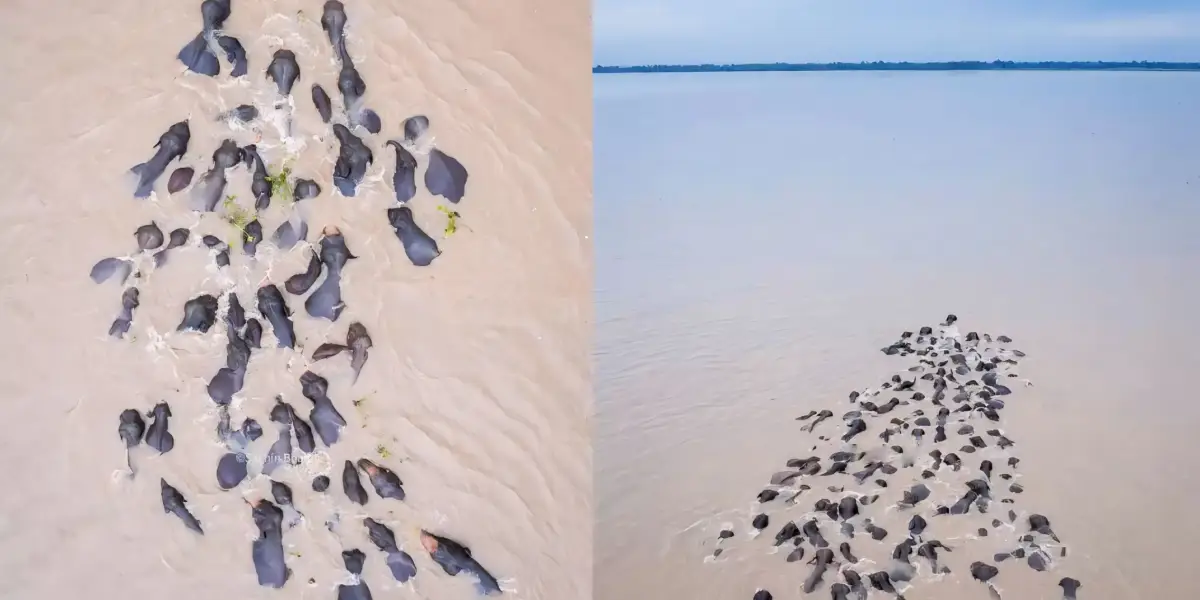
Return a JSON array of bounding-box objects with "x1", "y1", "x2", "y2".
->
[
  {"x1": 595, "y1": 72, "x2": 1200, "y2": 600},
  {"x1": 0, "y1": 1, "x2": 591, "y2": 599}
]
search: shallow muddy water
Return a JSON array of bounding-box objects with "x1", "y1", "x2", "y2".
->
[
  {"x1": 0, "y1": 1, "x2": 590, "y2": 598},
  {"x1": 595, "y1": 71, "x2": 1200, "y2": 600}
]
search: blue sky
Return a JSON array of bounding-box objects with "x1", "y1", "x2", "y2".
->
[{"x1": 594, "y1": 0, "x2": 1200, "y2": 64}]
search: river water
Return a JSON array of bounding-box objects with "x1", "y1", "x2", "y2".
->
[
  {"x1": 0, "y1": 1, "x2": 590, "y2": 598},
  {"x1": 595, "y1": 71, "x2": 1200, "y2": 600}
]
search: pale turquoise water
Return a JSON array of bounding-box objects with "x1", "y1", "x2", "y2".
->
[{"x1": 595, "y1": 71, "x2": 1200, "y2": 600}]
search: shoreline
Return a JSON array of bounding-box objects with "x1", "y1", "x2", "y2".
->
[{"x1": 594, "y1": 61, "x2": 1200, "y2": 74}]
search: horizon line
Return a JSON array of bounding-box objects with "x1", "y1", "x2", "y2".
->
[{"x1": 593, "y1": 60, "x2": 1200, "y2": 74}]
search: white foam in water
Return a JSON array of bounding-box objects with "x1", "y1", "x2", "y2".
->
[
  {"x1": 257, "y1": 22, "x2": 320, "y2": 57},
  {"x1": 261, "y1": 99, "x2": 302, "y2": 152},
  {"x1": 405, "y1": 135, "x2": 438, "y2": 157},
  {"x1": 429, "y1": 509, "x2": 450, "y2": 527},
  {"x1": 497, "y1": 576, "x2": 519, "y2": 594}
]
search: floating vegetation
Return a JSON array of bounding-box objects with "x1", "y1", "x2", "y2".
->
[
  {"x1": 375, "y1": 444, "x2": 391, "y2": 459},
  {"x1": 437, "y1": 205, "x2": 460, "y2": 236},
  {"x1": 266, "y1": 162, "x2": 294, "y2": 204},
  {"x1": 221, "y1": 194, "x2": 253, "y2": 245}
]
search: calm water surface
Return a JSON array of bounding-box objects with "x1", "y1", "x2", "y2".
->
[{"x1": 595, "y1": 71, "x2": 1200, "y2": 600}]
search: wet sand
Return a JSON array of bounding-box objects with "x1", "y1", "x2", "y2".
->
[
  {"x1": 0, "y1": 1, "x2": 591, "y2": 598},
  {"x1": 595, "y1": 72, "x2": 1200, "y2": 600}
]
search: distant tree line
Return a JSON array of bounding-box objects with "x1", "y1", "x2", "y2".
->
[{"x1": 593, "y1": 61, "x2": 1200, "y2": 74}]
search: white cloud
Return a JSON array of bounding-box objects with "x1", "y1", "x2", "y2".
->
[
  {"x1": 593, "y1": 2, "x2": 711, "y2": 43},
  {"x1": 1057, "y1": 13, "x2": 1200, "y2": 40},
  {"x1": 592, "y1": 0, "x2": 1200, "y2": 64}
]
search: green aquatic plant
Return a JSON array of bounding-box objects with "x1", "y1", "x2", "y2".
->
[
  {"x1": 375, "y1": 444, "x2": 392, "y2": 459},
  {"x1": 437, "y1": 205, "x2": 460, "y2": 236},
  {"x1": 221, "y1": 194, "x2": 253, "y2": 245},
  {"x1": 265, "y1": 162, "x2": 294, "y2": 204}
]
